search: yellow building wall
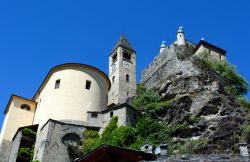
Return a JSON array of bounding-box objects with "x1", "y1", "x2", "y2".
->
[{"x1": 0, "y1": 97, "x2": 35, "y2": 141}]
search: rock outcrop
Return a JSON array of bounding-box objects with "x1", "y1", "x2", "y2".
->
[{"x1": 141, "y1": 44, "x2": 249, "y2": 154}]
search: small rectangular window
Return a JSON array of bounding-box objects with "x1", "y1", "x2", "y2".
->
[
  {"x1": 110, "y1": 111, "x2": 113, "y2": 118},
  {"x1": 55, "y1": 79, "x2": 60, "y2": 89},
  {"x1": 85, "y1": 80, "x2": 91, "y2": 90},
  {"x1": 126, "y1": 74, "x2": 129, "y2": 82},
  {"x1": 208, "y1": 49, "x2": 212, "y2": 55},
  {"x1": 112, "y1": 76, "x2": 115, "y2": 83},
  {"x1": 91, "y1": 113, "x2": 98, "y2": 118}
]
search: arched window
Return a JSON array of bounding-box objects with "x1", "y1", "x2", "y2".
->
[
  {"x1": 123, "y1": 51, "x2": 131, "y2": 61},
  {"x1": 20, "y1": 104, "x2": 31, "y2": 111},
  {"x1": 61, "y1": 133, "x2": 81, "y2": 146}
]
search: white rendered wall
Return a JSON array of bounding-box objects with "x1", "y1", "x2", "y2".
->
[
  {"x1": 33, "y1": 66, "x2": 110, "y2": 127},
  {"x1": 177, "y1": 32, "x2": 185, "y2": 46}
]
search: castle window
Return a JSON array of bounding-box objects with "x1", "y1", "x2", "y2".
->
[
  {"x1": 220, "y1": 54, "x2": 223, "y2": 60},
  {"x1": 123, "y1": 51, "x2": 131, "y2": 61},
  {"x1": 112, "y1": 53, "x2": 117, "y2": 63},
  {"x1": 126, "y1": 74, "x2": 129, "y2": 82},
  {"x1": 91, "y1": 113, "x2": 98, "y2": 118},
  {"x1": 208, "y1": 49, "x2": 212, "y2": 55},
  {"x1": 112, "y1": 76, "x2": 115, "y2": 83},
  {"x1": 20, "y1": 104, "x2": 31, "y2": 111},
  {"x1": 85, "y1": 80, "x2": 91, "y2": 90},
  {"x1": 55, "y1": 79, "x2": 60, "y2": 89},
  {"x1": 110, "y1": 111, "x2": 113, "y2": 118}
]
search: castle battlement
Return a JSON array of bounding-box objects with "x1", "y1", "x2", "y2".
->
[{"x1": 141, "y1": 44, "x2": 176, "y2": 83}]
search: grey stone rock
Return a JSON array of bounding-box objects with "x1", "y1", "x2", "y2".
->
[{"x1": 140, "y1": 44, "x2": 249, "y2": 154}]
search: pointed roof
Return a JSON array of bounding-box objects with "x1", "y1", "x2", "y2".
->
[{"x1": 111, "y1": 34, "x2": 136, "y2": 54}]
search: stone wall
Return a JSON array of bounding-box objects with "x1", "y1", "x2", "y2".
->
[
  {"x1": 33, "y1": 119, "x2": 86, "y2": 162},
  {"x1": 141, "y1": 44, "x2": 200, "y2": 91},
  {"x1": 141, "y1": 45, "x2": 176, "y2": 83},
  {"x1": 0, "y1": 139, "x2": 12, "y2": 162},
  {"x1": 142, "y1": 154, "x2": 249, "y2": 162},
  {"x1": 86, "y1": 104, "x2": 140, "y2": 133},
  {"x1": 8, "y1": 130, "x2": 22, "y2": 162}
]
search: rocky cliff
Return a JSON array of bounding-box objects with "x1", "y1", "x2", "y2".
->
[{"x1": 140, "y1": 44, "x2": 249, "y2": 154}]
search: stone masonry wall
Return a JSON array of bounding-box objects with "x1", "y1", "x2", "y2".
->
[
  {"x1": 8, "y1": 130, "x2": 22, "y2": 162},
  {"x1": 142, "y1": 154, "x2": 249, "y2": 162},
  {"x1": 33, "y1": 120, "x2": 86, "y2": 162},
  {"x1": 141, "y1": 44, "x2": 200, "y2": 90},
  {"x1": 0, "y1": 139, "x2": 12, "y2": 162},
  {"x1": 141, "y1": 45, "x2": 176, "y2": 83}
]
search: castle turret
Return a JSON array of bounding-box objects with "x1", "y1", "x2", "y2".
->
[
  {"x1": 160, "y1": 41, "x2": 166, "y2": 53},
  {"x1": 108, "y1": 34, "x2": 136, "y2": 105},
  {"x1": 176, "y1": 26, "x2": 185, "y2": 46}
]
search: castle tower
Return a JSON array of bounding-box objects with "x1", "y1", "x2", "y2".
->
[
  {"x1": 160, "y1": 41, "x2": 166, "y2": 53},
  {"x1": 176, "y1": 26, "x2": 186, "y2": 46},
  {"x1": 108, "y1": 34, "x2": 136, "y2": 105}
]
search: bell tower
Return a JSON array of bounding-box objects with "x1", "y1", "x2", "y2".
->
[{"x1": 108, "y1": 34, "x2": 136, "y2": 106}]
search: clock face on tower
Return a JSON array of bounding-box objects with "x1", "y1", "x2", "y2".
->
[{"x1": 123, "y1": 60, "x2": 130, "y2": 68}]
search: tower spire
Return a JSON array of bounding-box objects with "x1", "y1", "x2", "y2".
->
[{"x1": 111, "y1": 34, "x2": 135, "y2": 54}]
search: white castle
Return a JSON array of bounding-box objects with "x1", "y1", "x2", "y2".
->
[{"x1": 0, "y1": 27, "x2": 227, "y2": 162}]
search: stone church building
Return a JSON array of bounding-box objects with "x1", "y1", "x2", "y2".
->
[{"x1": 0, "y1": 27, "x2": 227, "y2": 162}]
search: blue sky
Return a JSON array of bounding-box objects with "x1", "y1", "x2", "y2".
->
[{"x1": 0, "y1": 0, "x2": 250, "y2": 129}]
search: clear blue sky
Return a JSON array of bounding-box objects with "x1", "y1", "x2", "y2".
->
[{"x1": 0, "y1": 0, "x2": 250, "y2": 129}]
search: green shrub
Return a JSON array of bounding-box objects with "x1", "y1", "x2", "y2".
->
[
  {"x1": 193, "y1": 52, "x2": 248, "y2": 96},
  {"x1": 179, "y1": 138, "x2": 207, "y2": 154},
  {"x1": 18, "y1": 146, "x2": 34, "y2": 162},
  {"x1": 82, "y1": 116, "x2": 138, "y2": 154},
  {"x1": 82, "y1": 137, "x2": 102, "y2": 154},
  {"x1": 83, "y1": 130, "x2": 100, "y2": 139},
  {"x1": 145, "y1": 99, "x2": 175, "y2": 111},
  {"x1": 111, "y1": 126, "x2": 137, "y2": 146},
  {"x1": 101, "y1": 116, "x2": 119, "y2": 142},
  {"x1": 236, "y1": 96, "x2": 250, "y2": 108},
  {"x1": 133, "y1": 84, "x2": 160, "y2": 108},
  {"x1": 240, "y1": 124, "x2": 250, "y2": 140},
  {"x1": 22, "y1": 128, "x2": 36, "y2": 138},
  {"x1": 212, "y1": 62, "x2": 248, "y2": 95}
]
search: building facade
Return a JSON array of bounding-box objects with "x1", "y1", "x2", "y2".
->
[
  {"x1": 0, "y1": 29, "x2": 228, "y2": 162},
  {"x1": 0, "y1": 35, "x2": 138, "y2": 162}
]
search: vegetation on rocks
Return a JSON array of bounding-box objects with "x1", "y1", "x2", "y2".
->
[
  {"x1": 192, "y1": 52, "x2": 248, "y2": 96},
  {"x1": 236, "y1": 96, "x2": 250, "y2": 109},
  {"x1": 82, "y1": 49, "x2": 250, "y2": 155},
  {"x1": 82, "y1": 86, "x2": 197, "y2": 155}
]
